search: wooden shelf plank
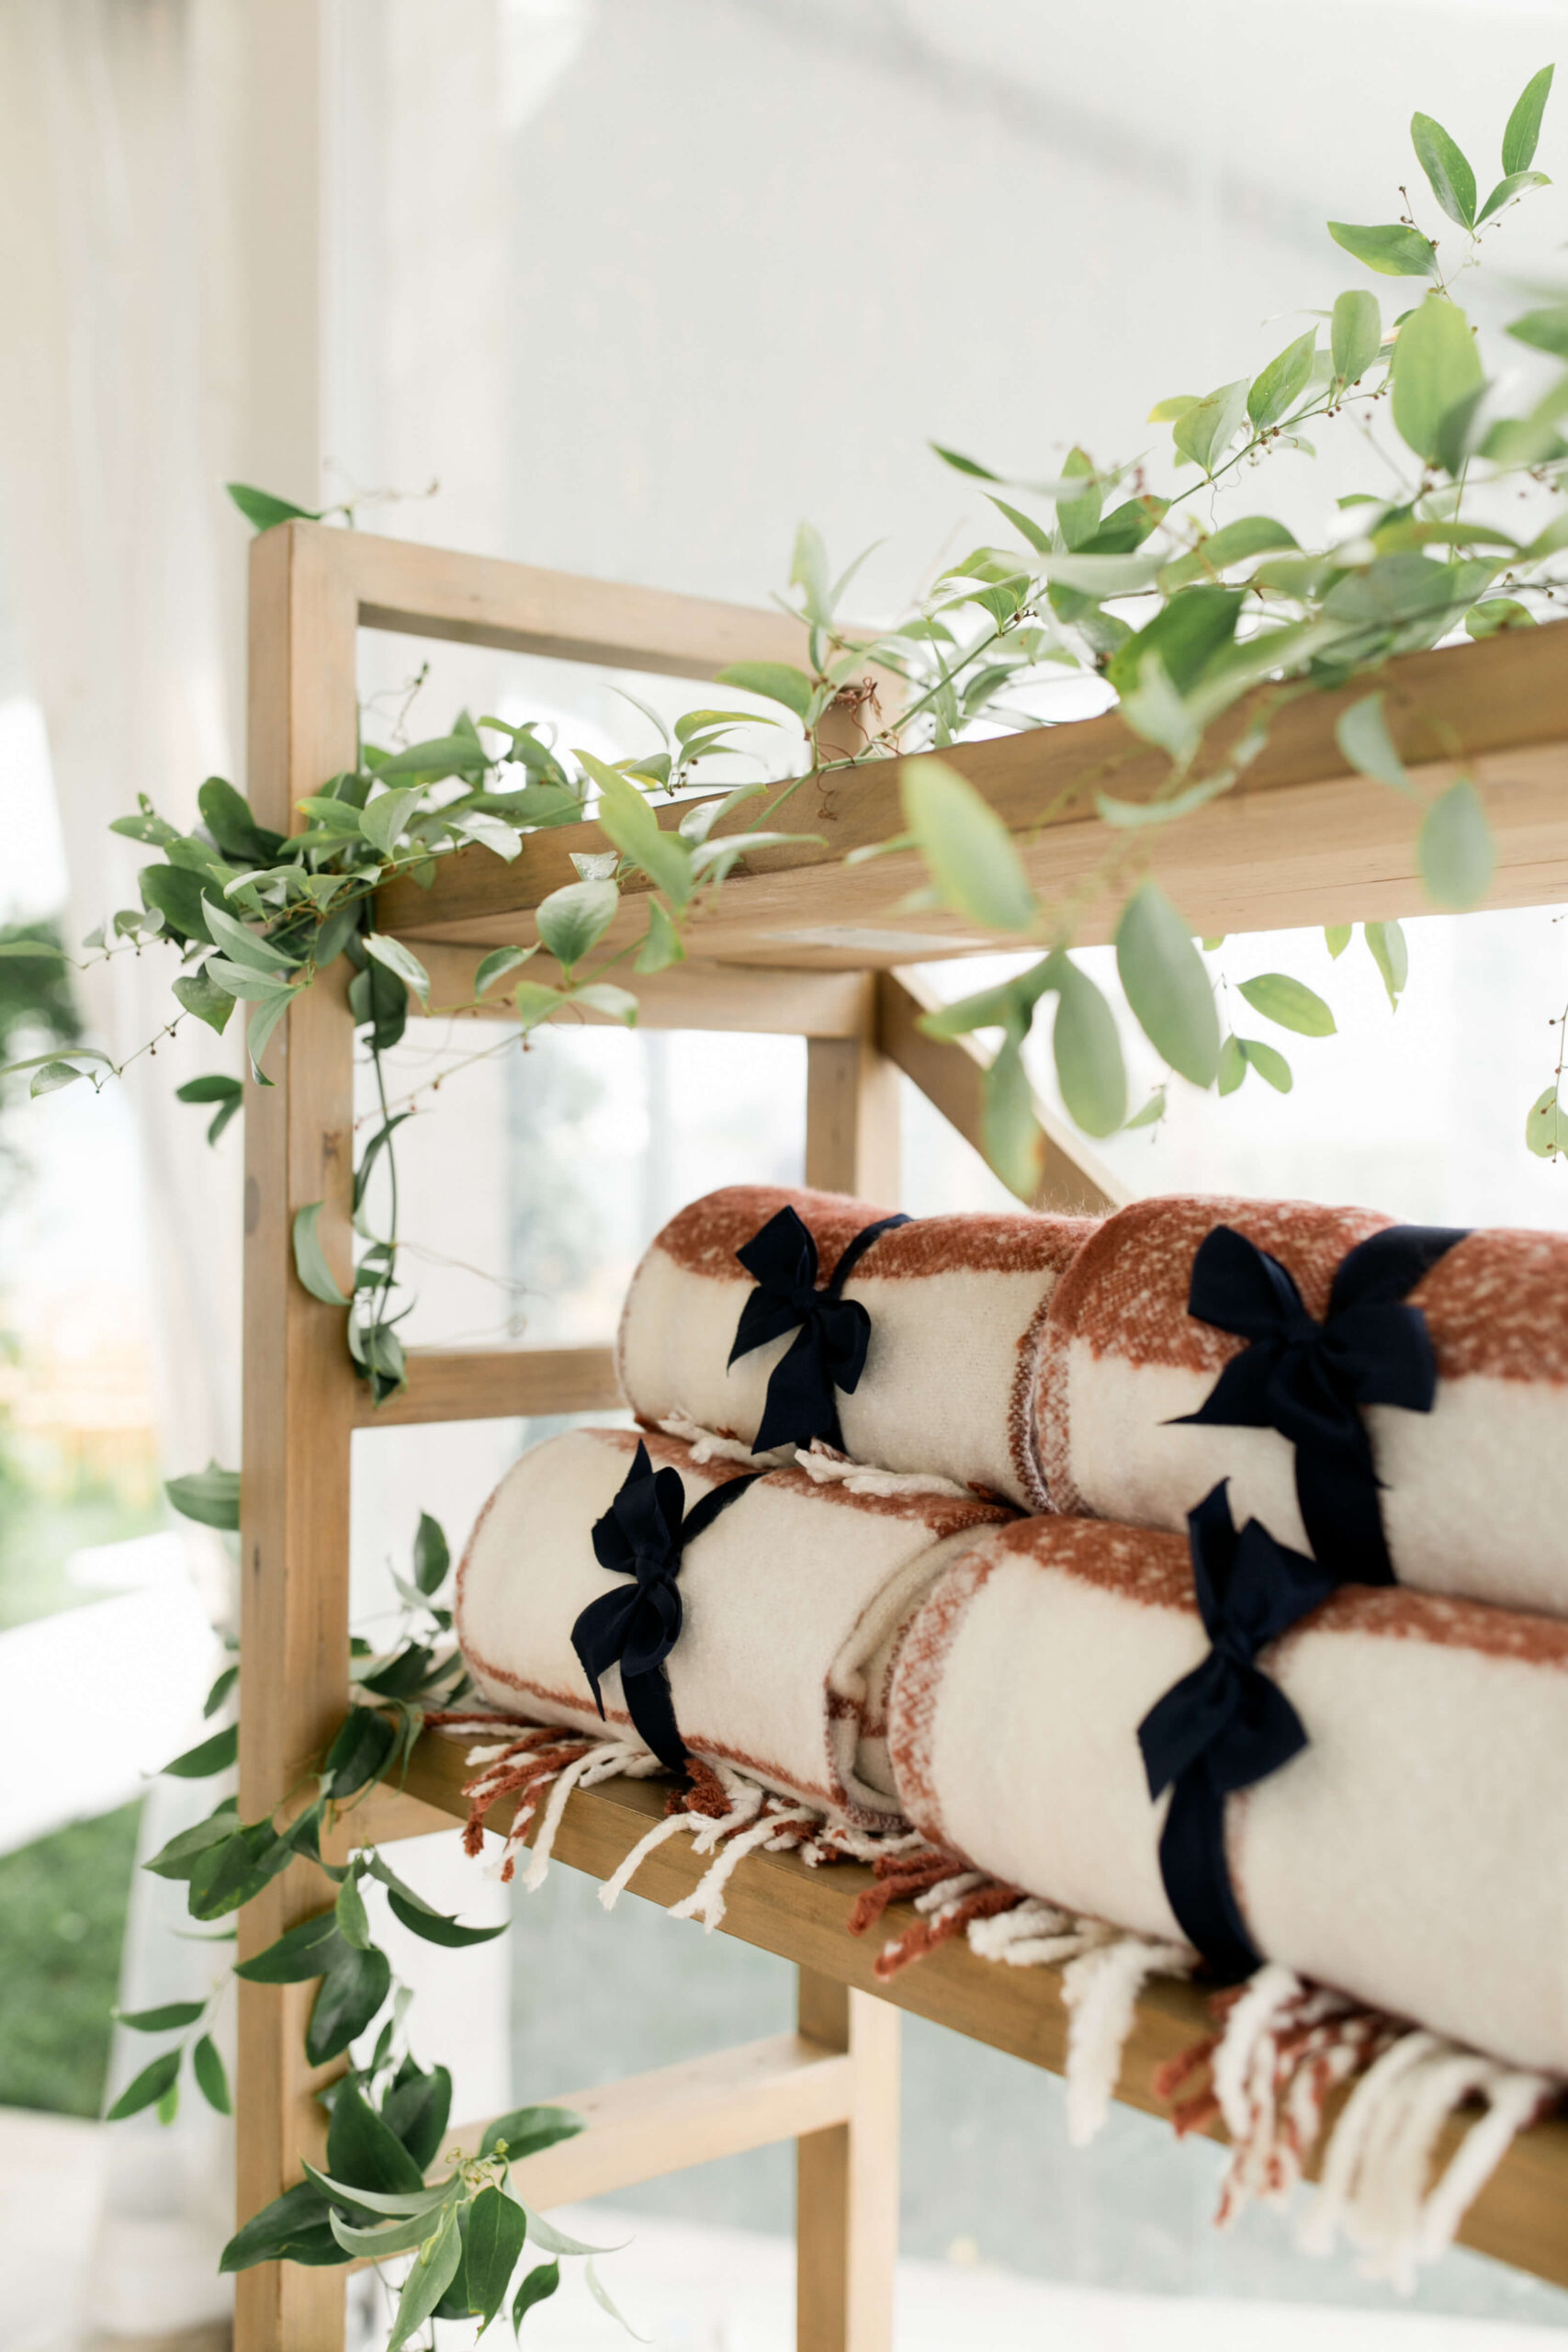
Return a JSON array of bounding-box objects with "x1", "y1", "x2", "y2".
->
[
  {"x1": 414, "y1": 947, "x2": 871, "y2": 1037},
  {"x1": 457, "y1": 2034, "x2": 855, "y2": 2211},
  {"x1": 397, "y1": 1732, "x2": 1568, "y2": 2293},
  {"x1": 349, "y1": 1345, "x2": 621, "y2": 1430},
  {"x1": 376, "y1": 627, "x2": 1568, "y2": 968}
]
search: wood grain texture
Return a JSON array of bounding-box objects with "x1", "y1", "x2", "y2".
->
[
  {"x1": 376, "y1": 626, "x2": 1568, "y2": 968},
  {"x1": 399, "y1": 1736, "x2": 1568, "y2": 2294},
  {"x1": 350, "y1": 1344, "x2": 622, "y2": 1429},
  {"x1": 875, "y1": 969, "x2": 1126, "y2": 1216},
  {"x1": 415, "y1": 944, "x2": 869, "y2": 1035},
  {"x1": 806, "y1": 977, "x2": 901, "y2": 1202},
  {"x1": 795, "y1": 1972, "x2": 900, "y2": 2352},
  {"x1": 238, "y1": 526, "x2": 363, "y2": 2352},
  {"x1": 462, "y1": 2034, "x2": 855, "y2": 2210}
]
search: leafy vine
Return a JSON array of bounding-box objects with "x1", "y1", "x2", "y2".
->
[{"x1": 6, "y1": 67, "x2": 1568, "y2": 2339}]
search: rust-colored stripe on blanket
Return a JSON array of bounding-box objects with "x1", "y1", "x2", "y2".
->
[{"x1": 654, "y1": 1182, "x2": 1095, "y2": 1283}]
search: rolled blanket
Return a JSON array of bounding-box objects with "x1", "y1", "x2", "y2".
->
[
  {"x1": 1034, "y1": 1193, "x2": 1568, "y2": 1614},
  {"x1": 888, "y1": 1508, "x2": 1568, "y2": 2075},
  {"x1": 457, "y1": 1426, "x2": 1011, "y2": 1826},
  {"x1": 617, "y1": 1183, "x2": 1099, "y2": 1508}
]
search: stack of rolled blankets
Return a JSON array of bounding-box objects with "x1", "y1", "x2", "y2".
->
[{"x1": 457, "y1": 1179, "x2": 1568, "y2": 2243}]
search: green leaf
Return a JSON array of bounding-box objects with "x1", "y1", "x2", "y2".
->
[
  {"x1": 301, "y1": 2163, "x2": 459, "y2": 2222},
  {"x1": 1364, "y1": 918, "x2": 1409, "y2": 1008},
  {"x1": 474, "y1": 945, "x2": 536, "y2": 996},
  {"x1": 1526, "y1": 1084, "x2": 1567, "y2": 1157},
  {"x1": 1502, "y1": 64, "x2": 1554, "y2": 174},
  {"x1": 376, "y1": 732, "x2": 490, "y2": 783},
  {"x1": 1147, "y1": 395, "x2": 1197, "y2": 423},
  {"x1": 198, "y1": 777, "x2": 280, "y2": 865},
  {"x1": 1239, "y1": 1036, "x2": 1293, "y2": 1092},
  {"x1": 513, "y1": 2260, "x2": 560, "y2": 2332},
  {"x1": 327, "y1": 2075, "x2": 426, "y2": 2198},
  {"x1": 1327, "y1": 221, "x2": 1439, "y2": 278},
  {"x1": 165, "y1": 1462, "x2": 241, "y2": 1530},
  {"x1": 200, "y1": 894, "x2": 298, "y2": 973},
  {"x1": 536, "y1": 878, "x2": 618, "y2": 970},
  {"x1": 328, "y1": 2208, "x2": 442, "y2": 2261},
  {"x1": 1506, "y1": 304, "x2": 1568, "y2": 358},
  {"x1": 1331, "y1": 288, "x2": 1383, "y2": 388},
  {"x1": 1055, "y1": 447, "x2": 1102, "y2": 550},
  {"x1": 173, "y1": 966, "x2": 238, "y2": 1037},
  {"x1": 635, "y1": 899, "x2": 684, "y2": 974},
  {"x1": 1391, "y1": 297, "x2": 1483, "y2": 464},
  {"x1": 336, "y1": 1871, "x2": 373, "y2": 1951},
  {"x1": 220, "y1": 2181, "x2": 343, "y2": 2272},
  {"x1": 580, "y1": 753, "x2": 694, "y2": 907},
  {"x1": 981, "y1": 1036, "x2": 1042, "y2": 1201},
  {"x1": 164, "y1": 1723, "x2": 238, "y2": 1779},
  {"x1": 1115, "y1": 883, "x2": 1221, "y2": 1087},
  {"x1": 1124, "y1": 1086, "x2": 1167, "y2": 1130},
  {"x1": 713, "y1": 661, "x2": 814, "y2": 722},
  {"x1": 204, "y1": 1661, "x2": 239, "y2": 1718},
  {"x1": 572, "y1": 982, "x2": 638, "y2": 1025},
  {"x1": 1411, "y1": 112, "x2": 1476, "y2": 229},
  {"x1": 381, "y1": 2062, "x2": 453, "y2": 2173},
  {"x1": 1171, "y1": 379, "x2": 1250, "y2": 475},
  {"x1": 234, "y1": 1912, "x2": 344, "y2": 1984},
  {"x1": 246, "y1": 988, "x2": 299, "y2": 1084},
  {"x1": 107, "y1": 2048, "x2": 182, "y2": 2120},
  {"x1": 177, "y1": 1074, "x2": 243, "y2": 1148},
  {"x1": 517, "y1": 2207, "x2": 625, "y2": 2258},
  {"x1": 464, "y1": 2187, "x2": 529, "y2": 2332},
  {"x1": 143, "y1": 1804, "x2": 238, "y2": 1881},
  {"x1": 1325, "y1": 925, "x2": 1352, "y2": 958},
  {"x1": 307, "y1": 1943, "x2": 392, "y2": 2065},
  {"x1": 1419, "y1": 777, "x2": 1495, "y2": 908},
  {"x1": 356, "y1": 786, "x2": 423, "y2": 858},
  {"x1": 323, "y1": 1705, "x2": 400, "y2": 1800},
  {"x1": 226, "y1": 482, "x2": 322, "y2": 532},
  {"x1": 388, "y1": 2205, "x2": 465, "y2": 2352},
  {"x1": 585, "y1": 2257, "x2": 648, "y2": 2341},
  {"x1": 1335, "y1": 691, "x2": 1411, "y2": 794},
  {"x1": 412, "y1": 1510, "x2": 449, "y2": 1595},
  {"x1": 139, "y1": 863, "x2": 212, "y2": 946},
  {"x1": 1218, "y1": 1034, "x2": 1247, "y2": 1096},
  {"x1": 1044, "y1": 951, "x2": 1126, "y2": 1137},
  {"x1": 987, "y1": 493, "x2": 1053, "y2": 556},
  {"x1": 28, "y1": 1060, "x2": 85, "y2": 1096},
  {"x1": 1247, "y1": 331, "x2": 1317, "y2": 430},
  {"x1": 364, "y1": 933, "x2": 431, "y2": 1006},
  {"x1": 292, "y1": 1202, "x2": 350, "y2": 1306},
  {"x1": 1107, "y1": 586, "x2": 1243, "y2": 701},
  {"x1": 480, "y1": 2106, "x2": 587, "y2": 2164},
  {"x1": 900, "y1": 756, "x2": 1035, "y2": 933},
  {"x1": 1466, "y1": 597, "x2": 1536, "y2": 639},
  {"x1": 1235, "y1": 972, "x2": 1336, "y2": 1036},
  {"x1": 1477, "y1": 170, "x2": 1551, "y2": 226},
  {"x1": 1160, "y1": 516, "x2": 1298, "y2": 587},
  {"x1": 385, "y1": 1888, "x2": 508, "y2": 1948},
  {"x1": 929, "y1": 441, "x2": 1001, "y2": 480},
  {"x1": 117, "y1": 2000, "x2": 206, "y2": 2032},
  {"x1": 193, "y1": 2033, "x2": 231, "y2": 2115}
]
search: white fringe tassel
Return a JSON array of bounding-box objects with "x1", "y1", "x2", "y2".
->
[
  {"x1": 1202, "y1": 1966, "x2": 1558, "y2": 2286},
  {"x1": 1061, "y1": 1934, "x2": 1194, "y2": 2147}
]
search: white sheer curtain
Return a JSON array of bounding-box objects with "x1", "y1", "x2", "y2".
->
[{"x1": 0, "y1": 3, "x2": 247, "y2": 2333}]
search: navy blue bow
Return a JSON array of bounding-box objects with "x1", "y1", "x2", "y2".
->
[
  {"x1": 1139, "y1": 1483, "x2": 1336, "y2": 1980},
  {"x1": 570, "y1": 1442, "x2": 761, "y2": 1770},
  {"x1": 1175, "y1": 1221, "x2": 1468, "y2": 1585},
  {"x1": 728, "y1": 1205, "x2": 910, "y2": 1453}
]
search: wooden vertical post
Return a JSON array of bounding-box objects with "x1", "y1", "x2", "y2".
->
[
  {"x1": 795, "y1": 1970, "x2": 901, "y2": 2352},
  {"x1": 236, "y1": 524, "x2": 361, "y2": 2352},
  {"x1": 805, "y1": 974, "x2": 901, "y2": 1203}
]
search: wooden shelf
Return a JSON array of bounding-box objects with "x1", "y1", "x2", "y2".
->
[
  {"x1": 377, "y1": 626, "x2": 1568, "y2": 970},
  {"x1": 397, "y1": 1733, "x2": 1568, "y2": 2294}
]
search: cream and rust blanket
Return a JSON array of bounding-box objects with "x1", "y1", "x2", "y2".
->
[
  {"x1": 888, "y1": 1510, "x2": 1568, "y2": 2075},
  {"x1": 457, "y1": 1427, "x2": 1010, "y2": 1826},
  {"x1": 617, "y1": 1183, "x2": 1096, "y2": 1508},
  {"x1": 1034, "y1": 1193, "x2": 1568, "y2": 1614}
]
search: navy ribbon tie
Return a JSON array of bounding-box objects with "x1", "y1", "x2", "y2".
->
[
  {"x1": 570, "y1": 1442, "x2": 761, "y2": 1770},
  {"x1": 1176, "y1": 1221, "x2": 1469, "y2": 1585},
  {"x1": 1138, "y1": 1482, "x2": 1336, "y2": 1981},
  {"x1": 728, "y1": 1204, "x2": 910, "y2": 1453}
]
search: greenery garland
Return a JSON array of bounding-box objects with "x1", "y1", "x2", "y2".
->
[{"x1": 3, "y1": 70, "x2": 1566, "y2": 2342}]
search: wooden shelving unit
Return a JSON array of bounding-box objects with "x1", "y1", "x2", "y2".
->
[{"x1": 237, "y1": 520, "x2": 1568, "y2": 2351}]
